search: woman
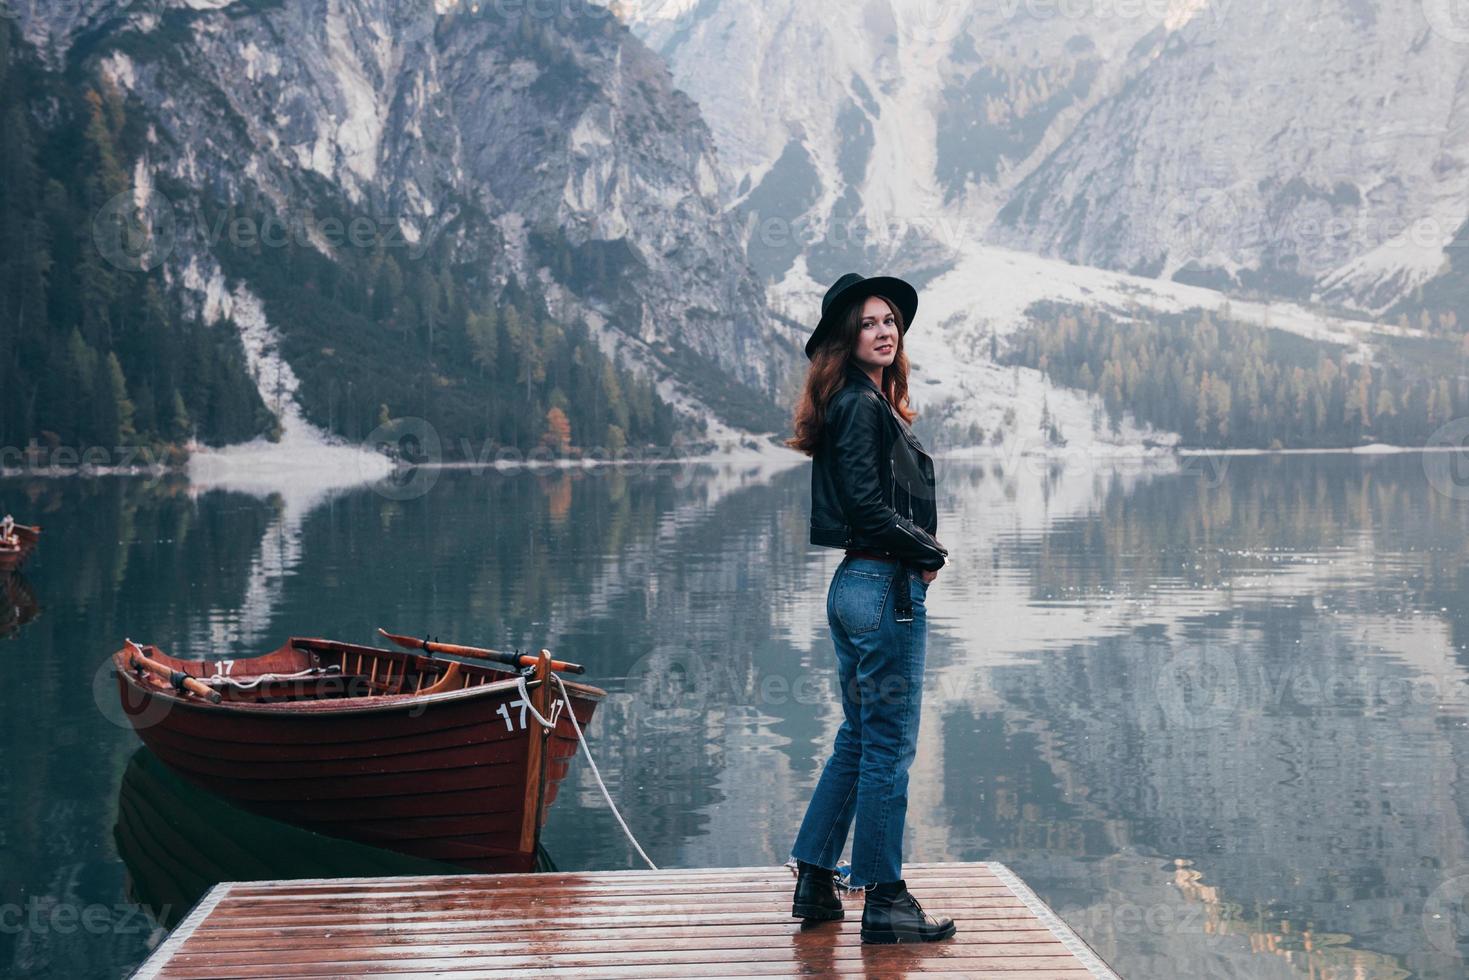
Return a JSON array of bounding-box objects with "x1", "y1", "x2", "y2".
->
[{"x1": 785, "y1": 272, "x2": 955, "y2": 944}]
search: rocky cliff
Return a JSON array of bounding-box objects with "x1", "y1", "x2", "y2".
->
[{"x1": 8, "y1": 0, "x2": 798, "y2": 450}]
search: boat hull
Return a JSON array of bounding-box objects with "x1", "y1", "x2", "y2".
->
[{"x1": 113, "y1": 639, "x2": 604, "y2": 873}]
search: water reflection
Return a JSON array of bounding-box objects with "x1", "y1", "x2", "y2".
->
[
  {"x1": 0, "y1": 574, "x2": 38, "y2": 639},
  {"x1": 113, "y1": 749, "x2": 461, "y2": 929},
  {"x1": 2, "y1": 455, "x2": 1469, "y2": 978}
]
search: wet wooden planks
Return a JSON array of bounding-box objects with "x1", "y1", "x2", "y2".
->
[{"x1": 133, "y1": 861, "x2": 1121, "y2": 979}]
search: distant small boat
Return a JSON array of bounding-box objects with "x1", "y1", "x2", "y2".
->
[
  {"x1": 110, "y1": 633, "x2": 605, "y2": 874},
  {"x1": 0, "y1": 518, "x2": 40, "y2": 573}
]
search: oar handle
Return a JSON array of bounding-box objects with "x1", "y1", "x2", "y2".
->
[
  {"x1": 377, "y1": 628, "x2": 586, "y2": 675},
  {"x1": 127, "y1": 647, "x2": 224, "y2": 704}
]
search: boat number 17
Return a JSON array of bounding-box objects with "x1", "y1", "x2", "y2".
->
[{"x1": 496, "y1": 696, "x2": 563, "y2": 731}]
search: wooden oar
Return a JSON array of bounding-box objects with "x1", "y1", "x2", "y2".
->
[
  {"x1": 126, "y1": 644, "x2": 224, "y2": 703},
  {"x1": 377, "y1": 628, "x2": 586, "y2": 675}
]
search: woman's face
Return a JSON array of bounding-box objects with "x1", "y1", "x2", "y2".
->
[{"x1": 851, "y1": 296, "x2": 899, "y2": 374}]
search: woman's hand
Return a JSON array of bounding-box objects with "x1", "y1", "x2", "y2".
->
[{"x1": 920, "y1": 568, "x2": 938, "y2": 585}]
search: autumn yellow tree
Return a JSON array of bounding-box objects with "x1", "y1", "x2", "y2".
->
[{"x1": 543, "y1": 406, "x2": 572, "y2": 453}]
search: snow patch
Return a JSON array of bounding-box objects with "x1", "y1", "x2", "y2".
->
[
  {"x1": 777, "y1": 241, "x2": 1425, "y2": 452},
  {"x1": 131, "y1": 156, "x2": 153, "y2": 211},
  {"x1": 100, "y1": 52, "x2": 136, "y2": 91},
  {"x1": 919, "y1": 243, "x2": 1420, "y2": 350},
  {"x1": 299, "y1": 3, "x2": 389, "y2": 197},
  {"x1": 179, "y1": 256, "x2": 393, "y2": 491},
  {"x1": 1318, "y1": 230, "x2": 1455, "y2": 315},
  {"x1": 1164, "y1": 0, "x2": 1215, "y2": 31},
  {"x1": 239, "y1": 41, "x2": 282, "y2": 81},
  {"x1": 606, "y1": 0, "x2": 704, "y2": 26}
]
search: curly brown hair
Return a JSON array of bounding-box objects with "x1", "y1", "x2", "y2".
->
[{"x1": 785, "y1": 294, "x2": 916, "y2": 457}]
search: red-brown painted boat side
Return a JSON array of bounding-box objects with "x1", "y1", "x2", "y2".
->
[
  {"x1": 142, "y1": 747, "x2": 530, "y2": 800},
  {"x1": 110, "y1": 638, "x2": 603, "y2": 871},
  {"x1": 143, "y1": 733, "x2": 531, "y2": 779}
]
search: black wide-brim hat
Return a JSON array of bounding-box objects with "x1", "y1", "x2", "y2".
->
[{"x1": 804, "y1": 272, "x2": 919, "y2": 360}]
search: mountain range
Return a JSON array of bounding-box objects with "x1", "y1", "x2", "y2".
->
[{"x1": 4, "y1": 0, "x2": 1467, "y2": 460}]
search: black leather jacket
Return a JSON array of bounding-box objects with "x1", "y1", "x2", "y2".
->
[{"x1": 809, "y1": 363, "x2": 947, "y2": 572}]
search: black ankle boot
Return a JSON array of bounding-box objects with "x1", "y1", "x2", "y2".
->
[
  {"x1": 860, "y1": 879, "x2": 956, "y2": 943},
  {"x1": 791, "y1": 860, "x2": 845, "y2": 920}
]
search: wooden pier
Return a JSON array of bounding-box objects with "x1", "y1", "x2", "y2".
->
[{"x1": 132, "y1": 861, "x2": 1120, "y2": 979}]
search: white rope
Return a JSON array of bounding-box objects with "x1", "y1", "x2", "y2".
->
[
  {"x1": 548, "y1": 671, "x2": 658, "y2": 870},
  {"x1": 514, "y1": 672, "x2": 566, "y2": 729},
  {"x1": 204, "y1": 667, "x2": 340, "y2": 691}
]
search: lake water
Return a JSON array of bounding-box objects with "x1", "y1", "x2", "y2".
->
[{"x1": 2, "y1": 452, "x2": 1467, "y2": 979}]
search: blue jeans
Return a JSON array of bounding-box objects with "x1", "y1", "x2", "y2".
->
[{"x1": 791, "y1": 557, "x2": 928, "y2": 887}]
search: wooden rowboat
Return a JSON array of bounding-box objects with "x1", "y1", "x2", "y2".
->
[
  {"x1": 111, "y1": 634, "x2": 605, "y2": 874},
  {"x1": 0, "y1": 519, "x2": 40, "y2": 573}
]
